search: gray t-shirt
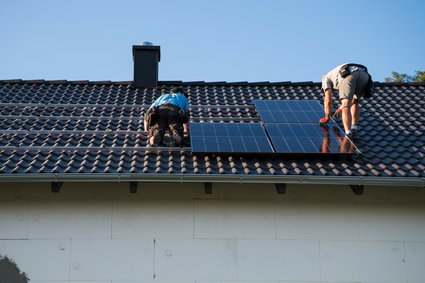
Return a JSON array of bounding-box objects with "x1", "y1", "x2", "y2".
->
[{"x1": 322, "y1": 64, "x2": 344, "y2": 92}]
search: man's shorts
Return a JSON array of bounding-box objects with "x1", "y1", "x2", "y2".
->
[
  {"x1": 338, "y1": 70, "x2": 369, "y2": 101},
  {"x1": 149, "y1": 104, "x2": 184, "y2": 145}
]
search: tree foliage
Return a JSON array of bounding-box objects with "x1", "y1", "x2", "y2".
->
[
  {"x1": 385, "y1": 71, "x2": 425, "y2": 82},
  {"x1": 0, "y1": 256, "x2": 29, "y2": 282},
  {"x1": 415, "y1": 71, "x2": 425, "y2": 82}
]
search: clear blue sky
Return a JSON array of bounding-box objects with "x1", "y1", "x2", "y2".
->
[{"x1": 1, "y1": 0, "x2": 424, "y2": 83}]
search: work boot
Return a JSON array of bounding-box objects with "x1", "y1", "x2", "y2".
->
[
  {"x1": 163, "y1": 135, "x2": 176, "y2": 147},
  {"x1": 149, "y1": 134, "x2": 162, "y2": 147}
]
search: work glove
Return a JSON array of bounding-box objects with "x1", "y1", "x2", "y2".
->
[
  {"x1": 332, "y1": 108, "x2": 342, "y2": 119},
  {"x1": 319, "y1": 117, "x2": 329, "y2": 127}
]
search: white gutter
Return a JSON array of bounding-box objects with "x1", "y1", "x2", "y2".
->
[{"x1": 0, "y1": 174, "x2": 423, "y2": 187}]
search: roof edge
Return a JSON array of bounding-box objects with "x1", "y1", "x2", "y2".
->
[
  {"x1": 0, "y1": 174, "x2": 423, "y2": 187},
  {"x1": 1, "y1": 79, "x2": 424, "y2": 86}
]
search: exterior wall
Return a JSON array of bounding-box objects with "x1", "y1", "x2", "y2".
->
[{"x1": 0, "y1": 182, "x2": 425, "y2": 283}]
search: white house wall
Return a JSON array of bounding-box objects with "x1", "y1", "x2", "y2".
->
[{"x1": 0, "y1": 182, "x2": 425, "y2": 283}]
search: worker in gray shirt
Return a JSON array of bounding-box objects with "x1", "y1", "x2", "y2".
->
[{"x1": 320, "y1": 63, "x2": 371, "y2": 137}]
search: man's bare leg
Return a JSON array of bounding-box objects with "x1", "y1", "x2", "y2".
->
[
  {"x1": 351, "y1": 99, "x2": 360, "y2": 128},
  {"x1": 341, "y1": 99, "x2": 352, "y2": 134}
]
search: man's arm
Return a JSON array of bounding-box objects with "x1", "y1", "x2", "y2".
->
[
  {"x1": 144, "y1": 119, "x2": 149, "y2": 132},
  {"x1": 182, "y1": 96, "x2": 190, "y2": 133},
  {"x1": 324, "y1": 88, "x2": 333, "y2": 120}
]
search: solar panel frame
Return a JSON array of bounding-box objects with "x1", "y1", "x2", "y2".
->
[{"x1": 190, "y1": 123, "x2": 274, "y2": 154}]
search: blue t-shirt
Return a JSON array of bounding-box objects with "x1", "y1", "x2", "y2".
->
[{"x1": 150, "y1": 93, "x2": 189, "y2": 110}]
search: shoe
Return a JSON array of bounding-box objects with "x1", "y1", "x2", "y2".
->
[
  {"x1": 149, "y1": 134, "x2": 161, "y2": 147},
  {"x1": 163, "y1": 135, "x2": 176, "y2": 147}
]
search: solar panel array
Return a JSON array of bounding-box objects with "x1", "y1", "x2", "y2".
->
[{"x1": 190, "y1": 100, "x2": 359, "y2": 155}]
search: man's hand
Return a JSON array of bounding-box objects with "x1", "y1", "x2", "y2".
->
[
  {"x1": 319, "y1": 117, "x2": 329, "y2": 126},
  {"x1": 332, "y1": 108, "x2": 342, "y2": 119}
]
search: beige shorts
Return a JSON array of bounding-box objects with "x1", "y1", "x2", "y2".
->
[{"x1": 338, "y1": 70, "x2": 369, "y2": 101}]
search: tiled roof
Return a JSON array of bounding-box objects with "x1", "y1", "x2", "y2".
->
[{"x1": 0, "y1": 79, "x2": 424, "y2": 185}]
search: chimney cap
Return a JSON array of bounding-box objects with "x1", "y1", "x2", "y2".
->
[
  {"x1": 132, "y1": 45, "x2": 161, "y2": 62},
  {"x1": 141, "y1": 41, "x2": 154, "y2": 46}
]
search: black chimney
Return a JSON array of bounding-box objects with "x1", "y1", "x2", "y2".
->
[{"x1": 132, "y1": 42, "x2": 161, "y2": 88}]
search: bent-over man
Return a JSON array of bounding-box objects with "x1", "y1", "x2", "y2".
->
[
  {"x1": 144, "y1": 87, "x2": 190, "y2": 147},
  {"x1": 320, "y1": 63, "x2": 371, "y2": 137}
]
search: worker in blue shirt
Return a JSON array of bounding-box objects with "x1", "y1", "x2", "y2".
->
[{"x1": 144, "y1": 87, "x2": 190, "y2": 147}]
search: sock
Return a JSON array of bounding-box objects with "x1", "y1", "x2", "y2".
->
[
  {"x1": 351, "y1": 125, "x2": 358, "y2": 130},
  {"x1": 345, "y1": 130, "x2": 352, "y2": 135}
]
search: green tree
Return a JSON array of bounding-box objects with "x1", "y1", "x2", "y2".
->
[
  {"x1": 385, "y1": 71, "x2": 425, "y2": 82},
  {"x1": 415, "y1": 71, "x2": 425, "y2": 82}
]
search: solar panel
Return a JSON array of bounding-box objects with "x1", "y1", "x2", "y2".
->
[
  {"x1": 190, "y1": 123, "x2": 274, "y2": 154},
  {"x1": 265, "y1": 123, "x2": 359, "y2": 154},
  {"x1": 253, "y1": 100, "x2": 359, "y2": 155},
  {"x1": 253, "y1": 100, "x2": 331, "y2": 124}
]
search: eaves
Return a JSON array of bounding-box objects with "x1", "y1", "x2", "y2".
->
[{"x1": 0, "y1": 173, "x2": 424, "y2": 188}]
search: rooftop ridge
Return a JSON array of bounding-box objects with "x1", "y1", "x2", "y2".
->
[{"x1": 0, "y1": 79, "x2": 424, "y2": 86}]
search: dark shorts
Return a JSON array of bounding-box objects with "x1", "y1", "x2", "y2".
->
[{"x1": 149, "y1": 104, "x2": 184, "y2": 143}]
